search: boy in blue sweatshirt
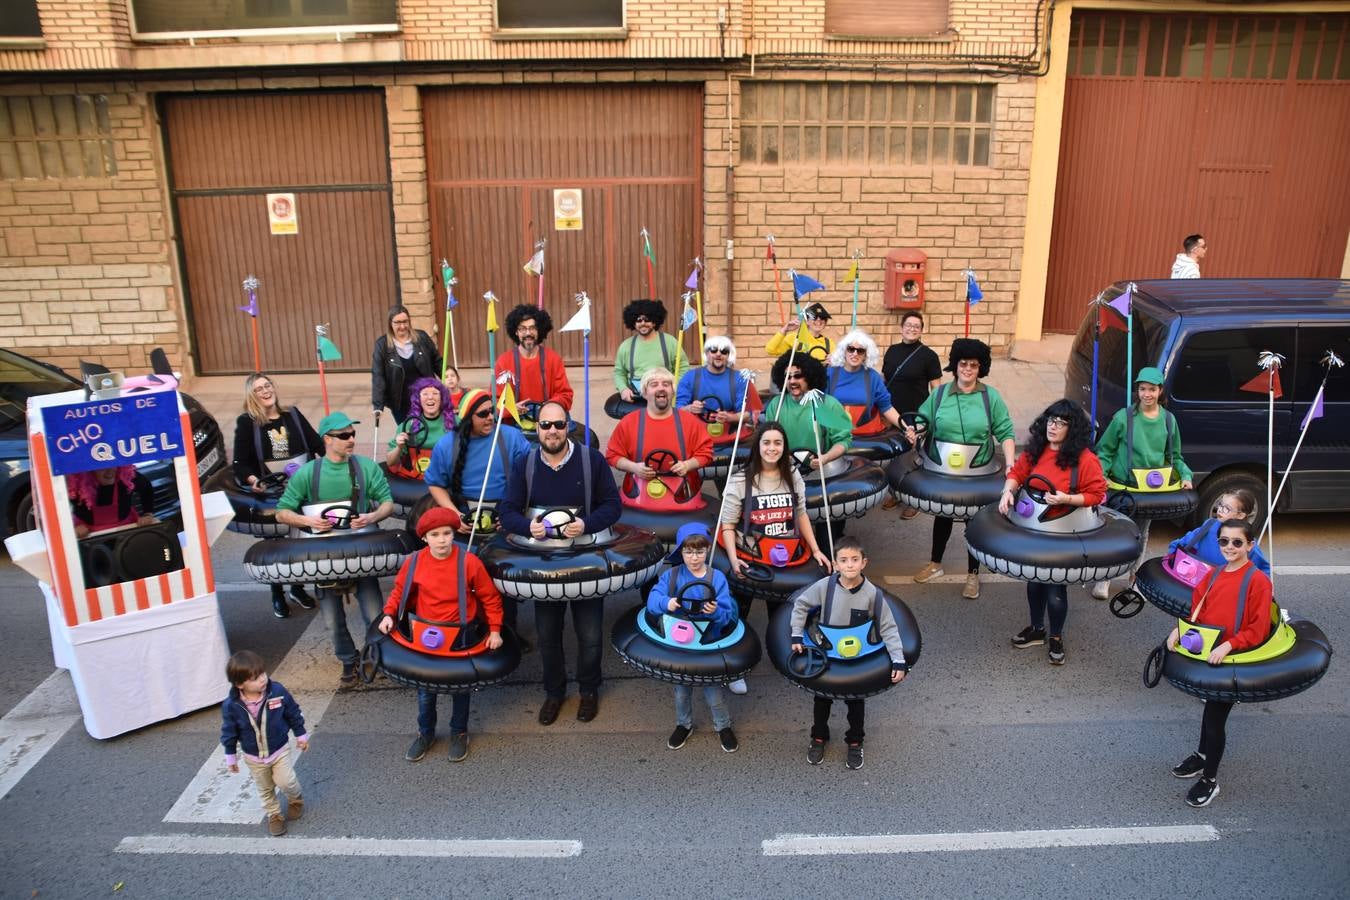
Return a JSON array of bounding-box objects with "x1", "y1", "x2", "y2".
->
[
  {"x1": 220, "y1": 650, "x2": 308, "y2": 836},
  {"x1": 647, "y1": 522, "x2": 740, "y2": 754}
]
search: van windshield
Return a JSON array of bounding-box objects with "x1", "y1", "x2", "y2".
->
[{"x1": 1069, "y1": 294, "x2": 1168, "y2": 385}]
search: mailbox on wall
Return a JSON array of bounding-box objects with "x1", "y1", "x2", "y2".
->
[{"x1": 884, "y1": 249, "x2": 927, "y2": 310}]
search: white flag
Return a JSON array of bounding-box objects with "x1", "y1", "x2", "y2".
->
[{"x1": 561, "y1": 295, "x2": 592, "y2": 333}]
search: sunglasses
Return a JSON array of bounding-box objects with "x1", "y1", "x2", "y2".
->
[
  {"x1": 473, "y1": 409, "x2": 495, "y2": 420},
  {"x1": 634, "y1": 316, "x2": 653, "y2": 324},
  {"x1": 1217, "y1": 537, "x2": 1248, "y2": 548},
  {"x1": 328, "y1": 430, "x2": 356, "y2": 440},
  {"x1": 845, "y1": 346, "x2": 866, "y2": 354},
  {"x1": 537, "y1": 419, "x2": 568, "y2": 431},
  {"x1": 707, "y1": 347, "x2": 730, "y2": 355},
  {"x1": 787, "y1": 372, "x2": 805, "y2": 380}
]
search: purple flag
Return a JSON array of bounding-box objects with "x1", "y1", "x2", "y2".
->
[
  {"x1": 685, "y1": 267, "x2": 700, "y2": 290},
  {"x1": 1301, "y1": 390, "x2": 1325, "y2": 431},
  {"x1": 237, "y1": 296, "x2": 259, "y2": 317},
  {"x1": 1107, "y1": 286, "x2": 1132, "y2": 318}
]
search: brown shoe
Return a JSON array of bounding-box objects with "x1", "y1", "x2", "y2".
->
[
  {"x1": 267, "y1": 814, "x2": 286, "y2": 836},
  {"x1": 900, "y1": 505, "x2": 920, "y2": 520},
  {"x1": 880, "y1": 494, "x2": 899, "y2": 510},
  {"x1": 577, "y1": 693, "x2": 599, "y2": 722},
  {"x1": 538, "y1": 696, "x2": 563, "y2": 726},
  {"x1": 286, "y1": 796, "x2": 304, "y2": 821}
]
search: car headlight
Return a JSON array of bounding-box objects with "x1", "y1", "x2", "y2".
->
[{"x1": 193, "y1": 428, "x2": 210, "y2": 446}]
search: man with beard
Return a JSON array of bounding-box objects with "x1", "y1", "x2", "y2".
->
[
  {"x1": 494, "y1": 305, "x2": 574, "y2": 423},
  {"x1": 606, "y1": 367, "x2": 714, "y2": 490},
  {"x1": 613, "y1": 299, "x2": 689, "y2": 405},
  {"x1": 499, "y1": 400, "x2": 623, "y2": 726},
  {"x1": 764, "y1": 353, "x2": 853, "y2": 466},
  {"x1": 676, "y1": 335, "x2": 762, "y2": 439}
]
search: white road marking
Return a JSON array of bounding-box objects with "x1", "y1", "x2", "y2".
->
[
  {"x1": 881, "y1": 565, "x2": 1350, "y2": 588},
  {"x1": 164, "y1": 610, "x2": 347, "y2": 824},
  {"x1": 118, "y1": 835, "x2": 583, "y2": 859},
  {"x1": 0, "y1": 670, "x2": 82, "y2": 802},
  {"x1": 762, "y1": 825, "x2": 1220, "y2": 855}
]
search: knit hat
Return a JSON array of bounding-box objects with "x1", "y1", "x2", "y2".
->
[
  {"x1": 1134, "y1": 366, "x2": 1165, "y2": 386},
  {"x1": 456, "y1": 388, "x2": 492, "y2": 422},
  {"x1": 416, "y1": 505, "x2": 463, "y2": 538}
]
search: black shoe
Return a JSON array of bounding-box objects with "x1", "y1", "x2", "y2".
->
[
  {"x1": 577, "y1": 693, "x2": 599, "y2": 723},
  {"x1": 405, "y1": 734, "x2": 433, "y2": 762},
  {"x1": 667, "y1": 725, "x2": 692, "y2": 750},
  {"x1": 271, "y1": 595, "x2": 290, "y2": 619},
  {"x1": 1172, "y1": 752, "x2": 1207, "y2": 779},
  {"x1": 447, "y1": 731, "x2": 469, "y2": 762},
  {"x1": 538, "y1": 696, "x2": 563, "y2": 726},
  {"x1": 338, "y1": 664, "x2": 358, "y2": 691},
  {"x1": 289, "y1": 586, "x2": 316, "y2": 610},
  {"x1": 807, "y1": 739, "x2": 826, "y2": 765},
  {"x1": 1011, "y1": 626, "x2": 1046, "y2": 649},
  {"x1": 1048, "y1": 636, "x2": 1066, "y2": 666},
  {"x1": 718, "y1": 727, "x2": 739, "y2": 753},
  {"x1": 1185, "y1": 778, "x2": 1220, "y2": 808},
  {"x1": 846, "y1": 743, "x2": 864, "y2": 770}
]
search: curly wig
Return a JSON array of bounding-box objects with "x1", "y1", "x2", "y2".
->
[
  {"x1": 504, "y1": 304, "x2": 553, "y2": 345},
  {"x1": 771, "y1": 350, "x2": 827, "y2": 392},
  {"x1": 622, "y1": 298, "x2": 667, "y2": 330},
  {"x1": 827, "y1": 328, "x2": 880, "y2": 369},
  {"x1": 67, "y1": 466, "x2": 136, "y2": 510},
  {"x1": 406, "y1": 376, "x2": 454, "y2": 430},
  {"x1": 1025, "y1": 399, "x2": 1093, "y2": 471},
  {"x1": 944, "y1": 338, "x2": 992, "y2": 378}
]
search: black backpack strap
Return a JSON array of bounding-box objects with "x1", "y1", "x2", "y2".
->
[
  {"x1": 627, "y1": 336, "x2": 637, "y2": 383},
  {"x1": 456, "y1": 547, "x2": 469, "y2": 627},
  {"x1": 307, "y1": 458, "x2": 320, "y2": 504},
  {"x1": 395, "y1": 551, "x2": 420, "y2": 621},
  {"x1": 1164, "y1": 408, "x2": 1175, "y2": 465},
  {"x1": 1230, "y1": 565, "x2": 1256, "y2": 640},
  {"x1": 667, "y1": 567, "x2": 679, "y2": 606},
  {"x1": 1183, "y1": 518, "x2": 1217, "y2": 554},
  {"x1": 287, "y1": 408, "x2": 306, "y2": 456},
  {"x1": 636, "y1": 410, "x2": 646, "y2": 461},
  {"x1": 581, "y1": 442, "x2": 593, "y2": 518},
  {"x1": 660, "y1": 333, "x2": 672, "y2": 370},
  {"x1": 691, "y1": 367, "x2": 703, "y2": 401},
  {"x1": 252, "y1": 421, "x2": 265, "y2": 473},
  {"x1": 524, "y1": 448, "x2": 540, "y2": 510},
  {"x1": 538, "y1": 347, "x2": 549, "y2": 398},
  {"x1": 741, "y1": 475, "x2": 754, "y2": 534},
  {"x1": 350, "y1": 457, "x2": 366, "y2": 511},
  {"x1": 821, "y1": 574, "x2": 838, "y2": 626},
  {"x1": 512, "y1": 348, "x2": 523, "y2": 395},
  {"x1": 866, "y1": 582, "x2": 884, "y2": 645},
  {"x1": 827, "y1": 365, "x2": 840, "y2": 397},
  {"x1": 1069, "y1": 458, "x2": 1079, "y2": 495}
]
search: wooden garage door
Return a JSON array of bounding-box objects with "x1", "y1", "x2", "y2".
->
[
  {"x1": 425, "y1": 85, "x2": 702, "y2": 366},
  {"x1": 1044, "y1": 12, "x2": 1350, "y2": 333},
  {"x1": 164, "y1": 91, "x2": 398, "y2": 373}
]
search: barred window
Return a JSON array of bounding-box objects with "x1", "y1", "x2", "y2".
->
[
  {"x1": 740, "y1": 82, "x2": 994, "y2": 167},
  {"x1": 0, "y1": 95, "x2": 117, "y2": 180}
]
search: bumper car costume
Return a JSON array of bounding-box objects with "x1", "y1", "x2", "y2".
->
[
  {"x1": 1100, "y1": 388, "x2": 1197, "y2": 521},
  {"x1": 711, "y1": 470, "x2": 827, "y2": 606},
  {"x1": 825, "y1": 330, "x2": 905, "y2": 461},
  {"x1": 793, "y1": 450, "x2": 888, "y2": 523},
  {"x1": 616, "y1": 411, "x2": 718, "y2": 549},
  {"x1": 680, "y1": 350, "x2": 758, "y2": 485},
  {"x1": 215, "y1": 407, "x2": 313, "y2": 538},
  {"x1": 887, "y1": 397, "x2": 1005, "y2": 522},
  {"x1": 606, "y1": 299, "x2": 686, "y2": 421}
]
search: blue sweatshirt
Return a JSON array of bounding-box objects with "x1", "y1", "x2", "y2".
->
[
  {"x1": 424, "y1": 426, "x2": 531, "y2": 502},
  {"x1": 220, "y1": 679, "x2": 306, "y2": 761},
  {"x1": 646, "y1": 565, "x2": 737, "y2": 633},
  {"x1": 1168, "y1": 518, "x2": 1271, "y2": 575},
  {"x1": 498, "y1": 442, "x2": 622, "y2": 536},
  {"x1": 676, "y1": 367, "x2": 754, "y2": 412},
  {"x1": 826, "y1": 366, "x2": 894, "y2": 418}
]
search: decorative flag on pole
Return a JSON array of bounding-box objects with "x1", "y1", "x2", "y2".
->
[
  {"x1": 1107, "y1": 285, "x2": 1132, "y2": 318},
  {"x1": 562, "y1": 291, "x2": 594, "y2": 447},
  {"x1": 675, "y1": 291, "x2": 696, "y2": 382},
  {"x1": 1301, "y1": 391, "x2": 1325, "y2": 431},
  {"x1": 523, "y1": 240, "x2": 546, "y2": 309},
  {"x1": 640, "y1": 227, "x2": 657, "y2": 299},
  {"x1": 440, "y1": 260, "x2": 459, "y2": 375},
  {"x1": 484, "y1": 291, "x2": 500, "y2": 402},
  {"x1": 846, "y1": 249, "x2": 861, "y2": 330},
  {"x1": 963, "y1": 268, "x2": 983, "y2": 338},
  {"x1": 240, "y1": 275, "x2": 261, "y2": 373},
  {"x1": 791, "y1": 270, "x2": 826, "y2": 300},
  {"x1": 560, "y1": 295, "x2": 592, "y2": 334},
  {"x1": 496, "y1": 371, "x2": 519, "y2": 424},
  {"x1": 687, "y1": 257, "x2": 706, "y2": 351},
  {"x1": 766, "y1": 233, "x2": 784, "y2": 326},
  {"x1": 1238, "y1": 367, "x2": 1283, "y2": 398},
  {"x1": 314, "y1": 323, "x2": 341, "y2": 415}
]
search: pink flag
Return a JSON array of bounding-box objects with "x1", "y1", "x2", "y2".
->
[{"x1": 1107, "y1": 286, "x2": 1132, "y2": 318}]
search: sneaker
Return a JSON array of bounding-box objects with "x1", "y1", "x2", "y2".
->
[
  {"x1": 846, "y1": 743, "x2": 864, "y2": 770},
  {"x1": 667, "y1": 725, "x2": 692, "y2": 750},
  {"x1": 1011, "y1": 626, "x2": 1046, "y2": 648},
  {"x1": 807, "y1": 738, "x2": 826, "y2": 765},
  {"x1": 1048, "y1": 636, "x2": 1066, "y2": 665},
  {"x1": 962, "y1": 573, "x2": 980, "y2": 600},
  {"x1": 718, "y1": 727, "x2": 739, "y2": 753},
  {"x1": 271, "y1": 595, "x2": 290, "y2": 619},
  {"x1": 913, "y1": 562, "x2": 944, "y2": 584},
  {"x1": 267, "y1": 814, "x2": 286, "y2": 837},
  {"x1": 727, "y1": 678, "x2": 748, "y2": 695},
  {"x1": 285, "y1": 796, "x2": 304, "y2": 821},
  {"x1": 447, "y1": 731, "x2": 469, "y2": 762},
  {"x1": 338, "y1": 664, "x2": 359, "y2": 690},
  {"x1": 1171, "y1": 752, "x2": 1207, "y2": 779},
  {"x1": 1091, "y1": 581, "x2": 1111, "y2": 600},
  {"x1": 900, "y1": 505, "x2": 920, "y2": 520},
  {"x1": 289, "y1": 586, "x2": 316, "y2": 610},
  {"x1": 1185, "y1": 778, "x2": 1220, "y2": 808},
  {"x1": 405, "y1": 734, "x2": 433, "y2": 762}
]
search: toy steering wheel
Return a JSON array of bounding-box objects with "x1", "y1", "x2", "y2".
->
[
  {"x1": 1109, "y1": 588, "x2": 1146, "y2": 619},
  {"x1": 534, "y1": 506, "x2": 580, "y2": 539},
  {"x1": 318, "y1": 503, "x2": 356, "y2": 531},
  {"x1": 698, "y1": 395, "x2": 724, "y2": 424},
  {"x1": 253, "y1": 471, "x2": 289, "y2": 498},
  {"x1": 1022, "y1": 473, "x2": 1057, "y2": 505},
  {"x1": 788, "y1": 642, "x2": 830, "y2": 679},
  {"x1": 1143, "y1": 644, "x2": 1166, "y2": 688},
  {"x1": 671, "y1": 579, "x2": 719, "y2": 619},
  {"x1": 469, "y1": 505, "x2": 501, "y2": 533},
  {"x1": 644, "y1": 449, "x2": 680, "y2": 475},
  {"x1": 1106, "y1": 489, "x2": 1137, "y2": 517},
  {"x1": 735, "y1": 560, "x2": 775, "y2": 583},
  {"x1": 791, "y1": 448, "x2": 818, "y2": 477},
  {"x1": 518, "y1": 400, "x2": 543, "y2": 428},
  {"x1": 400, "y1": 417, "x2": 428, "y2": 469}
]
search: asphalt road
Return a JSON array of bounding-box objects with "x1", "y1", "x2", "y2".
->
[{"x1": 1, "y1": 511, "x2": 1346, "y2": 899}]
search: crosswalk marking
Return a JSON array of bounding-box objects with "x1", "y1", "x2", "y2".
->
[
  {"x1": 118, "y1": 835, "x2": 583, "y2": 858},
  {"x1": 0, "y1": 670, "x2": 81, "y2": 803},
  {"x1": 762, "y1": 825, "x2": 1220, "y2": 855}
]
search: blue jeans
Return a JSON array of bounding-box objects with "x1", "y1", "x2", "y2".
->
[
  {"x1": 317, "y1": 576, "x2": 384, "y2": 666},
  {"x1": 535, "y1": 597, "x2": 604, "y2": 699},
  {"x1": 418, "y1": 689, "x2": 470, "y2": 736},
  {"x1": 673, "y1": 684, "x2": 731, "y2": 731}
]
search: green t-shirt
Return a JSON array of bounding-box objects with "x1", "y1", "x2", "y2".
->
[
  {"x1": 915, "y1": 383, "x2": 1015, "y2": 446},
  {"x1": 387, "y1": 414, "x2": 450, "y2": 451},
  {"x1": 613, "y1": 333, "x2": 690, "y2": 392},
  {"x1": 764, "y1": 393, "x2": 854, "y2": 453},
  {"x1": 1095, "y1": 406, "x2": 1192, "y2": 484},
  {"x1": 277, "y1": 454, "x2": 393, "y2": 513}
]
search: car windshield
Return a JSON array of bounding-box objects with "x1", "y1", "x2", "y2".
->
[
  {"x1": 1070, "y1": 288, "x2": 1169, "y2": 387},
  {"x1": 0, "y1": 351, "x2": 78, "y2": 430}
]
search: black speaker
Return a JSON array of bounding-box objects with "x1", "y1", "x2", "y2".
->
[{"x1": 79, "y1": 521, "x2": 184, "y2": 588}]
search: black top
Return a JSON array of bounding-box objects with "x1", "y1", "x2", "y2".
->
[
  {"x1": 371, "y1": 331, "x2": 443, "y2": 423},
  {"x1": 231, "y1": 410, "x2": 322, "y2": 483},
  {"x1": 72, "y1": 472, "x2": 155, "y2": 526},
  {"x1": 880, "y1": 341, "x2": 942, "y2": 415}
]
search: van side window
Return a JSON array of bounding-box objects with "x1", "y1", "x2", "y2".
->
[
  {"x1": 1172, "y1": 328, "x2": 1296, "y2": 402},
  {"x1": 1295, "y1": 327, "x2": 1350, "y2": 403}
]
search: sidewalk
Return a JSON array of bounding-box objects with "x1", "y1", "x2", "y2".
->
[{"x1": 180, "y1": 339, "x2": 1072, "y2": 455}]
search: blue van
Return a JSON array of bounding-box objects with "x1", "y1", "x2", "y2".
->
[{"x1": 1064, "y1": 279, "x2": 1350, "y2": 526}]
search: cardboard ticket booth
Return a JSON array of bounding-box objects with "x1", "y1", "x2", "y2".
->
[{"x1": 3, "y1": 374, "x2": 234, "y2": 739}]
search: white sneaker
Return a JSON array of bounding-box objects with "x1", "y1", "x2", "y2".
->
[
  {"x1": 1091, "y1": 581, "x2": 1111, "y2": 601},
  {"x1": 727, "y1": 678, "x2": 748, "y2": 695}
]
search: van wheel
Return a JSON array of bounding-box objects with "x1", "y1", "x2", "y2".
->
[{"x1": 1193, "y1": 471, "x2": 1267, "y2": 531}]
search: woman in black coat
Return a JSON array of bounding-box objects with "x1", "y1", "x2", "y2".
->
[{"x1": 371, "y1": 304, "x2": 443, "y2": 424}]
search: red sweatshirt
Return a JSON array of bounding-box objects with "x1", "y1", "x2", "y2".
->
[
  {"x1": 494, "y1": 347, "x2": 574, "y2": 413},
  {"x1": 383, "y1": 545, "x2": 503, "y2": 630},
  {"x1": 605, "y1": 409, "x2": 714, "y2": 469},
  {"x1": 1189, "y1": 561, "x2": 1273, "y2": 652},
  {"x1": 1008, "y1": 445, "x2": 1108, "y2": 507}
]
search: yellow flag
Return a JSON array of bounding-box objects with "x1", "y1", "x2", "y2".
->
[
  {"x1": 485, "y1": 298, "x2": 498, "y2": 333},
  {"x1": 497, "y1": 377, "x2": 519, "y2": 423},
  {"x1": 845, "y1": 260, "x2": 859, "y2": 284}
]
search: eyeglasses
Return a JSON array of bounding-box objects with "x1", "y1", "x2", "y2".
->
[
  {"x1": 251, "y1": 383, "x2": 274, "y2": 394},
  {"x1": 845, "y1": 346, "x2": 866, "y2": 354},
  {"x1": 681, "y1": 546, "x2": 708, "y2": 555},
  {"x1": 1214, "y1": 502, "x2": 1235, "y2": 514},
  {"x1": 1047, "y1": 416, "x2": 1070, "y2": 427},
  {"x1": 957, "y1": 360, "x2": 980, "y2": 369},
  {"x1": 901, "y1": 322, "x2": 923, "y2": 330},
  {"x1": 390, "y1": 317, "x2": 411, "y2": 327},
  {"x1": 707, "y1": 347, "x2": 730, "y2": 355},
  {"x1": 537, "y1": 419, "x2": 568, "y2": 431},
  {"x1": 1217, "y1": 537, "x2": 1248, "y2": 548},
  {"x1": 473, "y1": 409, "x2": 495, "y2": 420},
  {"x1": 328, "y1": 430, "x2": 356, "y2": 440}
]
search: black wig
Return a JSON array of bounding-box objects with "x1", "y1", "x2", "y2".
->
[
  {"x1": 771, "y1": 350, "x2": 827, "y2": 392},
  {"x1": 622, "y1": 298, "x2": 668, "y2": 331},
  {"x1": 504, "y1": 304, "x2": 553, "y2": 345},
  {"x1": 1025, "y1": 399, "x2": 1093, "y2": 471},
  {"x1": 945, "y1": 338, "x2": 992, "y2": 378}
]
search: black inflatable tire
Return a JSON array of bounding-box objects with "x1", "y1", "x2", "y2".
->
[
  {"x1": 380, "y1": 466, "x2": 430, "y2": 520},
  {"x1": 964, "y1": 503, "x2": 1141, "y2": 585},
  {"x1": 1161, "y1": 618, "x2": 1333, "y2": 703},
  {"x1": 619, "y1": 498, "x2": 719, "y2": 550},
  {"x1": 698, "y1": 443, "x2": 750, "y2": 484},
  {"x1": 765, "y1": 588, "x2": 921, "y2": 700},
  {"x1": 604, "y1": 392, "x2": 644, "y2": 421},
  {"x1": 478, "y1": 523, "x2": 667, "y2": 601},
  {"x1": 803, "y1": 456, "x2": 888, "y2": 522},
  {"x1": 205, "y1": 469, "x2": 290, "y2": 537},
  {"x1": 1106, "y1": 487, "x2": 1199, "y2": 522},
  {"x1": 886, "y1": 456, "x2": 1005, "y2": 523},
  {"x1": 243, "y1": 528, "x2": 419, "y2": 584},
  {"x1": 710, "y1": 552, "x2": 827, "y2": 605},
  {"x1": 1134, "y1": 556, "x2": 1197, "y2": 618},
  {"x1": 368, "y1": 625, "x2": 522, "y2": 693},
  {"x1": 611, "y1": 606, "x2": 762, "y2": 685},
  {"x1": 846, "y1": 428, "x2": 907, "y2": 462}
]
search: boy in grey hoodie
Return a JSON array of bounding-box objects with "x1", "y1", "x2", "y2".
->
[{"x1": 791, "y1": 537, "x2": 907, "y2": 770}]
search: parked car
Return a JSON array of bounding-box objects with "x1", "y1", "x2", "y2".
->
[
  {"x1": 0, "y1": 348, "x2": 227, "y2": 540},
  {"x1": 1065, "y1": 278, "x2": 1350, "y2": 527}
]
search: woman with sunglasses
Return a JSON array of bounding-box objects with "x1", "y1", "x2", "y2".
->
[
  {"x1": 1164, "y1": 518, "x2": 1272, "y2": 807},
  {"x1": 997, "y1": 400, "x2": 1107, "y2": 666},
  {"x1": 825, "y1": 328, "x2": 902, "y2": 437},
  {"x1": 232, "y1": 373, "x2": 322, "y2": 618},
  {"x1": 371, "y1": 304, "x2": 443, "y2": 425}
]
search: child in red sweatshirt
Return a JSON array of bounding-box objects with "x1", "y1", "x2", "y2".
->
[{"x1": 377, "y1": 506, "x2": 503, "y2": 764}]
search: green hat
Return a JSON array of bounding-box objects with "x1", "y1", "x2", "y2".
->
[
  {"x1": 318, "y1": 411, "x2": 360, "y2": 434},
  {"x1": 1134, "y1": 366, "x2": 1165, "y2": 386}
]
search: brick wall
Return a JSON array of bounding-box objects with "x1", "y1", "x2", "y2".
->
[{"x1": 0, "y1": 0, "x2": 129, "y2": 72}]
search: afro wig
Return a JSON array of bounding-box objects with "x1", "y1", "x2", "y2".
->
[
  {"x1": 504, "y1": 304, "x2": 553, "y2": 345},
  {"x1": 622, "y1": 298, "x2": 668, "y2": 331},
  {"x1": 944, "y1": 338, "x2": 992, "y2": 378},
  {"x1": 771, "y1": 350, "x2": 827, "y2": 392}
]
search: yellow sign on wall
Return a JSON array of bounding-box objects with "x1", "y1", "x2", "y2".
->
[
  {"x1": 553, "y1": 188, "x2": 583, "y2": 231},
  {"x1": 267, "y1": 193, "x2": 298, "y2": 235}
]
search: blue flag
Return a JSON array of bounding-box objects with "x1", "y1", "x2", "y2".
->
[
  {"x1": 791, "y1": 270, "x2": 825, "y2": 300},
  {"x1": 966, "y1": 270, "x2": 984, "y2": 306}
]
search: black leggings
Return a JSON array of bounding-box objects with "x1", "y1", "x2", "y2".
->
[
  {"x1": 931, "y1": 516, "x2": 978, "y2": 573},
  {"x1": 1026, "y1": 582, "x2": 1068, "y2": 636},
  {"x1": 1198, "y1": 700, "x2": 1235, "y2": 780}
]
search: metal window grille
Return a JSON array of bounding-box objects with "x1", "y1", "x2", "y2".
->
[{"x1": 0, "y1": 94, "x2": 117, "y2": 180}]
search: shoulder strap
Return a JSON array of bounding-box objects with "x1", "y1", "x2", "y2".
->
[
  {"x1": 1184, "y1": 518, "x2": 1217, "y2": 554},
  {"x1": 456, "y1": 548, "x2": 469, "y2": 626},
  {"x1": 1230, "y1": 565, "x2": 1257, "y2": 639},
  {"x1": 866, "y1": 582, "x2": 884, "y2": 644},
  {"x1": 1069, "y1": 458, "x2": 1079, "y2": 494},
  {"x1": 828, "y1": 366, "x2": 840, "y2": 396},
  {"x1": 932, "y1": 381, "x2": 947, "y2": 413},
  {"x1": 1164, "y1": 408, "x2": 1175, "y2": 465},
  {"x1": 691, "y1": 367, "x2": 703, "y2": 400},
  {"x1": 580, "y1": 442, "x2": 593, "y2": 517},
  {"x1": 308, "y1": 458, "x2": 321, "y2": 504},
  {"x1": 538, "y1": 346, "x2": 549, "y2": 397},
  {"x1": 667, "y1": 567, "x2": 679, "y2": 601},
  {"x1": 1125, "y1": 405, "x2": 1137, "y2": 483},
  {"x1": 636, "y1": 410, "x2": 646, "y2": 460},
  {"x1": 350, "y1": 457, "x2": 366, "y2": 511},
  {"x1": 627, "y1": 336, "x2": 637, "y2": 380},
  {"x1": 395, "y1": 551, "x2": 421, "y2": 621},
  {"x1": 512, "y1": 348, "x2": 523, "y2": 393},
  {"x1": 287, "y1": 408, "x2": 307, "y2": 456},
  {"x1": 524, "y1": 448, "x2": 540, "y2": 510},
  {"x1": 252, "y1": 421, "x2": 266, "y2": 473},
  {"x1": 741, "y1": 474, "x2": 754, "y2": 533},
  {"x1": 659, "y1": 333, "x2": 672, "y2": 370},
  {"x1": 822, "y1": 574, "x2": 839, "y2": 625}
]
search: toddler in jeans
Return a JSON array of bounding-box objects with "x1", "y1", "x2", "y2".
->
[{"x1": 220, "y1": 649, "x2": 308, "y2": 836}]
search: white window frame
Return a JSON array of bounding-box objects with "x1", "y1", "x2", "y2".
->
[
  {"x1": 127, "y1": 0, "x2": 400, "y2": 43},
  {"x1": 493, "y1": 0, "x2": 627, "y2": 39}
]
